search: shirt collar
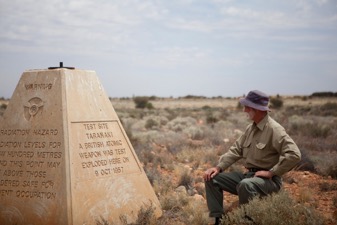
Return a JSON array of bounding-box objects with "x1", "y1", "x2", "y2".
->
[{"x1": 255, "y1": 114, "x2": 269, "y2": 131}]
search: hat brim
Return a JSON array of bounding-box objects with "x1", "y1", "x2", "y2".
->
[{"x1": 239, "y1": 98, "x2": 270, "y2": 111}]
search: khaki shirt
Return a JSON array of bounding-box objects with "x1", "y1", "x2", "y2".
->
[{"x1": 217, "y1": 114, "x2": 301, "y2": 176}]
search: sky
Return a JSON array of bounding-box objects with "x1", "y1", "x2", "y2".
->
[{"x1": 0, "y1": 0, "x2": 337, "y2": 98}]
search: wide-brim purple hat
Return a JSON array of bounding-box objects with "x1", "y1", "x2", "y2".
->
[{"x1": 239, "y1": 90, "x2": 270, "y2": 111}]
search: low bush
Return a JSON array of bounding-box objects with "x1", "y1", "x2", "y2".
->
[
  {"x1": 129, "y1": 203, "x2": 158, "y2": 225},
  {"x1": 314, "y1": 154, "x2": 337, "y2": 178},
  {"x1": 319, "y1": 182, "x2": 337, "y2": 192},
  {"x1": 270, "y1": 97, "x2": 283, "y2": 109},
  {"x1": 221, "y1": 190, "x2": 325, "y2": 225},
  {"x1": 289, "y1": 116, "x2": 331, "y2": 138},
  {"x1": 145, "y1": 118, "x2": 159, "y2": 129},
  {"x1": 0, "y1": 103, "x2": 7, "y2": 110},
  {"x1": 326, "y1": 158, "x2": 337, "y2": 179},
  {"x1": 320, "y1": 102, "x2": 337, "y2": 116},
  {"x1": 160, "y1": 191, "x2": 189, "y2": 212},
  {"x1": 133, "y1": 96, "x2": 154, "y2": 109},
  {"x1": 177, "y1": 168, "x2": 194, "y2": 189},
  {"x1": 295, "y1": 148, "x2": 316, "y2": 172}
]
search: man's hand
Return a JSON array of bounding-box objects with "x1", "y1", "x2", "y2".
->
[
  {"x1": 203, "y1": 167, "x2": 221, "y2": 181},
  {"x1": 254, "y1": 170, "x2": 274, "y2": 179}
]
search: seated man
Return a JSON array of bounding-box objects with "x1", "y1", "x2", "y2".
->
[{"x1": 203, "y1": 90, "x2": 301, "y2": 225}]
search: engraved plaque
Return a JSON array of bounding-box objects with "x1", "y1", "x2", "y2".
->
[
  {"x1": 0, "y1": 69, "x2": 161, "y2": 225},
  {"x1": 71, "y1": 121, "x2": 141, "y2": 181}
]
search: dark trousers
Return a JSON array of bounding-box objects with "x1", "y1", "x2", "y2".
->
[{"x1": 205, "y1": 171, "x2": 282, "y2": 217}]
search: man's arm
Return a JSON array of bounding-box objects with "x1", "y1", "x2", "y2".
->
[{"x1": 269, "y1": 129, "x2": 301, "y2": 176}]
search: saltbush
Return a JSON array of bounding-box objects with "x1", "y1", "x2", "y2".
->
[
  {"x1": 270, "y1": 97, "x2": 283, "y2": 109},
  {"x1": 183, "y1": 126, "x2": 204, "y2": 140},
  {"x1": 166, "y1": 117, "x2": 197, "y2": 132},
  {"x1": 221, "y1": 190, "x2": 325, "y2": 225},
  {"x1": 145, "y1": 118, "x2": 159, "y2": 129},
  {"x1": 133, "y1": 96, "x2": 154, "y2": 109},
  {"x1": 320, "y1": 102, "x2": 337, "y2": 116},
  {"x1": 325, "y1": 156, "x2": 337, "y2": 179},
  {"x1": 0, "y1": 103, "x2": 7, "y2": 109},
  {"x1": 177, "y1": 168, "x2": 194, "y2": 189}
]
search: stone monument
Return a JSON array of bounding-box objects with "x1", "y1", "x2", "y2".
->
[{"x1": 0, "y1": 64, "x2": 162, "y2": 225}]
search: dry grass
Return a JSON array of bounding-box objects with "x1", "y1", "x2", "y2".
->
[{"x1": 221, "y1": 190, "x2": 325, "y2": 225}]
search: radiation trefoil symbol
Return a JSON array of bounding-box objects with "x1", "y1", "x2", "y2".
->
[{"x1": 24, "y1": 97, "x2": 44, "y2": 121}]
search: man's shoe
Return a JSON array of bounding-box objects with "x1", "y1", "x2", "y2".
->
[{"x1": 214, "y1": 217, "x2": 220, "y2": 225}]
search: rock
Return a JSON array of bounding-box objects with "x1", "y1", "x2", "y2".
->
[
  {"x1": 195, "y1": 182, "x2": 205, "y2": 195},
  {"x1": 175, "y1": 186, "x2": 187, "y2": 195},
  {"x1": 192, "y1": 194, "x2": 205, "y2": 202},
  {"x1": 187, "y1": 188, "x2": 197, "y2": 196}
]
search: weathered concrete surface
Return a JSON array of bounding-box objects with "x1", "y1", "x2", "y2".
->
[{"x1": 0, "y1": 69, "x2": 161, "y2": 225}]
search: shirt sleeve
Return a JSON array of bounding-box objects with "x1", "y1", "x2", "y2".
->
[{"x1": 270, "y1": 127, "x2": 301, "y2": 176}]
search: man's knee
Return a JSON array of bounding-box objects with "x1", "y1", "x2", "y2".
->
[
  {"x1": 236, "y1": 179, "x2": 259, "y2": 198},
  {"x1": 237, "y1": 179, "x2": 252, "y2": 192},
  {"x1": 205, "y1": 177, "x2": 220, "y2": 192},
  {"x1": 236, "y1": 179, "x2": 257, "y2": 204}
]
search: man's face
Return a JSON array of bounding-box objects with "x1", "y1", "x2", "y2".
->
[{"x1": 243, "y1": 106, "x2": 256, "y2": 120}]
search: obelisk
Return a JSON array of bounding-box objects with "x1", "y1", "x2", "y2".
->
[{"x1": 0, "y1": 64, "x2": 161, "y2": 225}]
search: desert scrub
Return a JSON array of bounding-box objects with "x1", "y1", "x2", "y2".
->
[
  {"x1": 303, "y1": 123, "x2": 331, "y2": 138},
  {"x1": 323, "y1": 155, "x2": 337, "y2": 178},
  {"x1": 319, "y1": 102, "x2": 337, "y2": 116},
  {"x1": 205, "y1": 112, "x2": 219, "y2": 124},
  {"x1": 333, "y1": 194, "x2": 337, "y2": 209},
  {"x1": 159, "y1": 191, "x2": 209, "y2": 225},
  {"x1": 270, "y1": 97, "x2": 283, "y2": 109},
  {"x1": 221, "y1": 190, "x2": 325, "y2": 225},
  {"x1": 295, "y1": 148, "x2": 316, "y2": 172},
  {"x1": 152, "y1": 172, "x2": 176, "y2": 196},
  {"x1": 297, "y1": 187, "x2": 314, "y2": 203},
  {"x1": 311, "y1": 153, "x2": 337, "y2": 178},
  {"x1": 133, "y1": 96, "x2": 154, "y2": 109},
  {"x1": 0, "y1": 103, "x2": 7, "y2": 110},
  {"x1": 144, "y1": 115, "x2": 169, "y2": 130},
  {"x1": 183, "y1": 125, "x2": 205, "y2": 140},
  {"x1": 176, "y1": 147, "x2": 201, "y2": 164},
  {"x1": 203, "y1": 120, "x2": 238, "y2": 146},
  {"x1": 166, "y1": 116, "x2": 197, "y2": 132},
  {"x1": 288, "y1": 115, "x2": 331, "y2": 138},
  {"x1": 128, "y1": 203, "x2": 158, "y2": 225},
  {"x1": 226, "y1": 112, "x2": 250, "y2": 130},
  {"x1": 183, "y1": 200, "x2": 210, "y2": 225},
  {"x1": 96, "y1": 216, "x2": 116, "y2": 225},
  {"x1": 176, "y1": 167, "x2": 194, "y2": 189},
  {"x1": 145, "y1": 118, "x2": 159, "y2": 130},
  {"x1": 138, "y1": 145, "x2": 174, "y2": 169},
  {"x1": 160, "y1": 191, "x2": 189, "y2": 212},
  {"x1": 143, "y1": 159, "x2": 175, "y2": 196},
  {"x1": 176, "y1": 146, "x2": 220, "y2": 167},
  {"x1": 319, "y1": 182, "x2": 337, "y2": 192},
  {"x1": 95, "y1": 203, "x2": 158, "y2": 225},
  {"x1": 135, "y1": 129, "x2": 188, "y2": 154}
]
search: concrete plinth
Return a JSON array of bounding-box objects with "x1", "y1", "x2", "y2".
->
[{"x1": 0, "y1": 68, "x2": 161, "y2": 225}]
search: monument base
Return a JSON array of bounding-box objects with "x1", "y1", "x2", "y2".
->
[{"x1": 0, "y1": 68, "x2": 161, "y2": 225}]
